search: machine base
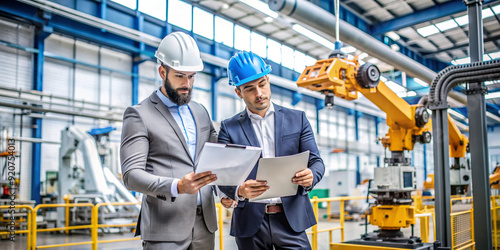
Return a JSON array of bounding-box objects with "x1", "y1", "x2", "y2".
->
[{"x1": 331, "y1": 239, "x2": 432, "y2": 250}]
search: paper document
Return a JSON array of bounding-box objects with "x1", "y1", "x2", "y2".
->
[
  {"x1": 250, "y1": 151, "x2": 310, "y2": 202},
  {"x1": 196, "y1": 142, "x2": 262, "y2": 185}
]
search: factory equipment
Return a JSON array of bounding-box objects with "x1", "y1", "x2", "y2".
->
[
  {"x1": 57, "y1": 126, "x2": 139, "y2": 229},
  {"x1": 296, "y1": 50, "x2": 433, "y2": 249}
]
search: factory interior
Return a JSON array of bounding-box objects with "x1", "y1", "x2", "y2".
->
[{"x1": 1, "y1": 0, "x2": 500, "y2": 249}]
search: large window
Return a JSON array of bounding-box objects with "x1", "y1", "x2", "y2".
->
[
  {"x1": 168, "y1": 0, "x2": 192, "y2": 31},
  {"x1": 294, "y1": 50, "x2": 306, "y2": 72},
  {"x1": 234, "y1": 25, "x2": 250, "y2": 51},
  {"x1": 215, "y1": 17, "x2": 233, "y2": 47},
  {"x1": 193, "y1": 7, "x2": 213, "y2": 40},
  {"x1": 251, "y1": 32, "x2": 267, "y2": 58},
  {"x1": 281, "y1": 45, "x2": 294, "y2": 69},
  {"x1": 111, "y1": 0, "x2": 137, "y2": 9},
  {"x1": 139, "y1": 0, "x2": 166, "y2": 20},
  {"x1": 267, "y1": 39, "x2": 281, "y2": 64}
]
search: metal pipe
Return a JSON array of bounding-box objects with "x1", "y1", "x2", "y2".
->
[{"x1": 269, "y1": 0, "x2": 438, "y2": 83}]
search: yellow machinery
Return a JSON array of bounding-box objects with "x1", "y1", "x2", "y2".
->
[{"x1": 296, "y1": 51, "x2": 445, "y2": 249}]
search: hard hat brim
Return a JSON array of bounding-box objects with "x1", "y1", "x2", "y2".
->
[
  {"x1": 158, "y1": 58, "x2": 205, "y2": 72},
  {"x1": 233, "y1": 67, "x2": 271, "y2": 87}
]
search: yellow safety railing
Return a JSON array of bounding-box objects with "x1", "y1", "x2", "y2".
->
[
  {"x1": 23, "y1": 199, "x2": 226, "y2": 250},
  {"x1": 91, "y1": 201, "x2": 141, "y2": 250},
  {"x1": 10, "y1": 194, "x2": 486, "y2": 250},
  {"x1": 0, "y1": 205, "x2": 34, "y2": 250},
  {"x1": 491, "y1": 196, "x2": 500, "y2": 250},
  {"x1": 450, "y1": 196, "x2": 474, "y2": 250},
  {"x1": 309, "y1": 196, "x2": 371, "y2": 248},
  {"x1": 32, "y1": 203, "x2": 94, "y2": 250}
]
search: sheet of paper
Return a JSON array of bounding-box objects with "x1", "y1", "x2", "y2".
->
[
  {"x1": 250, "y1": 151, "x2": 310, "y2": 202},
  {"x1": 195, "y1": 142, "x2": 262, "y2": 185}
]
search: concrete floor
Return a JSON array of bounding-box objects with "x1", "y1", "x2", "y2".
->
[{"x1": 0, "y1": 209, "x2": 431, "y2": 250}]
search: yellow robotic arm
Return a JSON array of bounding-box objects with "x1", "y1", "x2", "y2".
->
[{"x1": 297, "y1": 56, "x2": 431, "y2": 158}]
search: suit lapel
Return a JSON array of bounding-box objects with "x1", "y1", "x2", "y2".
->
[
  {"x1": 150, "y1": 93, "x2": 192, "y2": 163},
  {"x1": 238, "y1": 111, "x2": 260, "y2": 147},
  {"x1": 274, "y1": 103, "x2": 283, "y2": 157}
]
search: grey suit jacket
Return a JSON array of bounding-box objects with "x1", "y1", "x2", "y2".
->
[{"x1": 120, "y1": 91, "x2": 218, "y2": 242}]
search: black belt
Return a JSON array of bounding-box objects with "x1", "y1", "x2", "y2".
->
[{"x1": 196, "y1": 205, "x2": 203, "y2": 215}]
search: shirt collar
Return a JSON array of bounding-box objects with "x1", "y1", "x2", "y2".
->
[
  {"x1": 156, "y1": 88, "x2": 184, "y2": 108},
  {"x1": 246, "y1": 102, "x2": 275, "y2": 121}
]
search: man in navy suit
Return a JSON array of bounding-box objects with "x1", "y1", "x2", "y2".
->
[{"x1": 218, "y1": 51, "x2": 325, "y2": 250}]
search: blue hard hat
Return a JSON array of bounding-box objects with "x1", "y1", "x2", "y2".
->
[{"x1": 227, "y1": 51, "x2": 272, "y2": 87}]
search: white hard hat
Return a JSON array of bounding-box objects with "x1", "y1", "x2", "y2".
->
[{"x1": 155, "y1": 32, "x2": 204, "y2": 71}]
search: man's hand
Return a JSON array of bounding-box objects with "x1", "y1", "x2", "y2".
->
[
  {"x1": 221, "y1": 197, "x2": 237, "y2": 208},
  {"x1": 292, "y1": 168, "x2": 313, "y2": 187},
  {"x1": 237, "y1": 180, "x2": 269, "y2": 199},
  {"x1": 178, "y1": 171, "x2": 217, "y2": 194}
]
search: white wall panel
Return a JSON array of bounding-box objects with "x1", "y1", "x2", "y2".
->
[
  {"x1": 110, "y1": 73, "x2": 132, "y2": 107},
  {"x1": 43, "y1": 59, "x2": 73, "y2": 98}
]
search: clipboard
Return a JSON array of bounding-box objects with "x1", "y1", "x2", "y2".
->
[
  {"x1": 195, "y1": 142, "x2": 262, "y2": 185},
  {"x1": 250, "y1": 151, "x2": 310, "y2": 202}
]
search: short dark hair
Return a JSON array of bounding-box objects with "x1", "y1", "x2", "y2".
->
[{"x1": 161, "y1": 63, "x2": 171, "y2": 74}]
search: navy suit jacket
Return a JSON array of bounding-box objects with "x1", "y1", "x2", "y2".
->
[{"x1": 218, "y1": 103, "x2": 325, "y2": 238}]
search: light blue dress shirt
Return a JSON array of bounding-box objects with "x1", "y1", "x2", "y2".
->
[{"x1": 156, "y1": 89, "x2": 199, "y2": 203}]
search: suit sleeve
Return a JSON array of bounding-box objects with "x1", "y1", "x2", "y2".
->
[
  {"x1": 216, "y1": 120, "x2": 238, "y2": 200},
  {"x1": 120, "y1": 106, "x2": 175, "y2": 200},
  {"x1": 299, "y1": 111, "x2": 325, "y2": 192}
]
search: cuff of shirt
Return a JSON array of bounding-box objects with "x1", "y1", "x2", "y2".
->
[
  {"x1": 171, "y1": 178, "x2": 180, "y2": 197},
  {"x1": 302, "y1": 185, "x2": 313, "y2": 194},
  {"x1": 235, "y1": 185, "x2": 245, "y2": 201}
]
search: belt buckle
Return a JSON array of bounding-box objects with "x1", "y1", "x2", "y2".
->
[{"x1": 265, "y1": 203, "x2": 277, "y2": 214}]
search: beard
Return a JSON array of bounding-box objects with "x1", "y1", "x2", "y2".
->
[{"x1": 164, "y1": 78, "x2": 192, "y2": 106}]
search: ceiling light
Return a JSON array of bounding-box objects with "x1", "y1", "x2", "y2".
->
[
  {"x1": 417, "y1": 25, "x2": 440, "y2": 37},
  {"x1": 385, "y1": 80, "x2": 407, "y2": 93},
  {"x1": 449, "y1": 109, "x2": 467, "y2": 120},
  {"x1": 414, "y1": 78, "x2": 429, "y2": 87},
  {"x1": 368, "y1": 58, "x2": 379, "y2": 64},
  {"x1": 486, "y1": 92, "x2": 500, "y2": 99},
  {"x1": 485, "y1": 80, "x2": 500, "y2": 85},
  {"x1": 483, "y1": 8, "x2": 495, "y2": 18},
  {"x1": 435, "y1": 19, "x2": 458, "y2": 32},
  {"x1": 486, "y1": 112, "x2": 500, "y2": 123},
  {"x1": 493, "y1": 4, "x2": 500, "y2": 14},
  {"x1": 292, "y1": 24, "x2": 335, "y2": 50},
  {"x1": 489, "y1": 51, "x2": 500, "y2": 59},
  {"x1": 390, "y1": 44, "x2": 400, "y2": 51},
  {"x1": 221, "y1": 3, "x2": 229, "y2": 10},
  {"x1": 454, "y1": 15, "x2": 469, "y2": 26},
  {"x1": 239, "y1": 0, "x2": 278, "y2": 18},
  {"x1": 386, "y1": 31, "x2": 400, "y2": 41},
  {"x1": 341, "y1": 46, "x2": 356, "y2": 54},
  {"x1": 406, "y1": 91, "x2": 417, "y2": 97},
  {"x1": 454, "y1": 57, "x2": 470, "y2": 65},
  {"x1": 263, "y1": 16, "x2": 273, "y2": 23}
]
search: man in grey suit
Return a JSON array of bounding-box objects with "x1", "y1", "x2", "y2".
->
[{"x1": 120, "y1": 32, "x2": 218, "y2": 250}]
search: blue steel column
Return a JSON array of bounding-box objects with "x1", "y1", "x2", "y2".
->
[
  {"x1": 354, "y1": 110, "x2": 361, "y2": 185},
  {"x1": 132, "y1": 8, "x2": 144, "y2": 105},
  {"x1": 32, "y1": 23, "x2": 52, "y2": 204},
  {"x1": 132, "y1": 61, "x2": 140, "y2": 105}
]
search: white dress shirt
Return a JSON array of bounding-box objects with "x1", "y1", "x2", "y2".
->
[{"x1": 239, "y1": 103, "x2": 282, "y2": 204}]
